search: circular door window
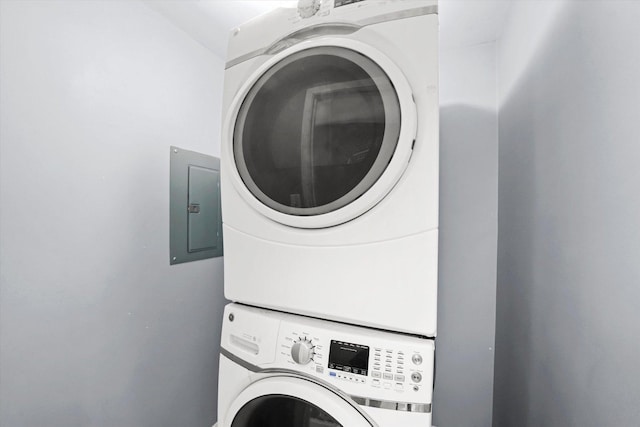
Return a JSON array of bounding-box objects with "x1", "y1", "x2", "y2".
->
[
  {"x1": 233, "y1": 45, "x2": 406, "y2": 222},
  {"x1": 225, "y1": 376, "x2": 374, "y2": 427},
  {"x1": 232, "y1": 395, "x2": 343, "y2": 427}
]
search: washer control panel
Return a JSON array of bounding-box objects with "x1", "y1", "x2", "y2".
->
[
  {"x1": 222, "y1": 303, "x2": 434, "y2": 405},
  {"x1": 276, "y1": 319, "x2": 434, "y2": 404},
  {"x1": 368, "y1": 346, "x2": 428, "y2": 393}
]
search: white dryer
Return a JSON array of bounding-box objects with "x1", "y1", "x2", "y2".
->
[
  {"x1": 221, "y1": 0, "x2": 439, "y2": 336},
  {"x1": 218, "y1": 303, "x2": 434, "y2": 427}
]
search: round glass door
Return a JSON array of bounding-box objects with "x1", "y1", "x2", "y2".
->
[
  {"x1": 225, "y1": 376, "x2": 374, "y2": 427},
  {"x1": 232, "y1": 395, "x2": 342, "y2": 427},
  {"x1": 234, "y1": 46, "x2": 402, "y2": 218}
]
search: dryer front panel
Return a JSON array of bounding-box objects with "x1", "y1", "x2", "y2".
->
[{"x1": 224, "y1": 39, "x2": 417, "y2": 229}]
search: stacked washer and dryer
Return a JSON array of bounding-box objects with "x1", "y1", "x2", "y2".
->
[{"x1": 217, "y1": 0, "x2": 439, "y2": 426}]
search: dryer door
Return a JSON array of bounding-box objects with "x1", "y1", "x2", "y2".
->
[
  {"x1": 223, "y1": 376, "x2": 375, "y2": 427},
  {"x1": 226, "y1": 38, "x2": 417, "y2": 229}
]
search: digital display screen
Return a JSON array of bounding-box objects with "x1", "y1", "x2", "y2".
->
[
  {"x1": 328, "y1": 340, "x2": 369, "y2": 376},
  {"x1": 335, "y1": 0, "x2": 365, "y2": 7}
]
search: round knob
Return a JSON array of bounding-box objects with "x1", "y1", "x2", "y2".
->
[
  {"x1": 298, "y1": 0, "x2": 321, "y2": 18},
  {"x1": 291, "y1": 338, "x2": 315, "y2": 365},
  {"x1": 411, "y1": 372, "x2": 423, "y2": 383},
  {"x1": 412, "y1": 354, "x2": 423, "y2": 365}
]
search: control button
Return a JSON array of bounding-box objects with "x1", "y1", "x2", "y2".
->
[
  {"x1": 412, "y1": 354, "x2": 423, "y2": 365},
  {"x1": 397, "y1": 360, "x2": 404, "y2": 365},
  {"x1": 395, "y1": 383, "x2": 404, "y2": 391},
  {"x1": 383, "y1": 373, "x2": 393, "y2": 381},
  {"x1": 291, "y1": 338, "x2": 315, "y2": 365},
  {"x1": 372, "y1": 379, "x2": 381, "y2": 387},
  {"x1": 329, "y1": 372, "x2": 336, "y2": 377},
  {"x1": 372, "y1": 371, "x2": 381, "y2": 378},
  {"x1": 386, "y1": 349, "x2": 393, "y2": 353},
  {"x1": 297, "y1": 0, "x2": 321, "y2": 18},
  {"x1": 395, "y1": 374, "x2": 405, "y2": 382},
  {"x1": 384, "y1": 382, "x2": 392, "y2": 389},
  {"x1": 411, "y1": 372, "x2": 423, "y2": 383}
]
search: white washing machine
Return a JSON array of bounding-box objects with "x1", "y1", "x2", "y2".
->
[
  {"x1": 221, "y1": 0, "x2": 439, "y2": 336},
  {"x1": 218, "y1": 303, "x2": 434, "y2": 427}
]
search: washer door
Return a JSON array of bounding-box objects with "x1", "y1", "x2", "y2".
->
[
  {"x1": 225, "y1": 376, "x2": 375, "y2": 427},
  {"x1": 226, "y1": 38, "x2": 417, "y2": 228}
]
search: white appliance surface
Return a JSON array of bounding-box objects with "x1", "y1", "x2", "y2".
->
[
  {"x1": 221, "y1": 0, "x2": 439, "y2": 336},
  {"x1": 218, "y1": 303, "x2": 434, "y2": 427}
]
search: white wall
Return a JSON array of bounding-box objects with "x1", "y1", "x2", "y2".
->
[
  {"x1": 494, "y1": 1, "x2": 640, "y2": 426},
  {"x1": 0, "y1": 1, "x2": 226, "y2": 426},
  {"x1": 435, "y1": 42, "x2": 498, "y2": 427}
]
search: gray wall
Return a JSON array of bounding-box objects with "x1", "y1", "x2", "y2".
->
[
  {"x1": 494, "y1": 1, "x2": 640, "y2": 426},
  {"x1": 435, "y1": 42, "x2": 498, "y2": 427},
  {"x1": 0, "y1": 1, "x2": 226, "y2": 426}
]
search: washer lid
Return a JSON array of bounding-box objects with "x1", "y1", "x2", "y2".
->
[
  {"x1": 225, "y1": 38, "x2": 417, "y2": 229},
  {"x1": 226, "y1": 376, "x2": 375, "y2": 427}
]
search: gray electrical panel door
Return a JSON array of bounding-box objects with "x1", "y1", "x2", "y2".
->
[
  {"x1": 188, "y1": 166, "x2": 220, "y2": 253},
  {"x1": 170, "y1": 146, "x2": 222, "y2": 264}
]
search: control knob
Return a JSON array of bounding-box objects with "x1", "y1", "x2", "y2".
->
[
  {"x1": 291, "y1": 337, "x2": 315, "y2": 365},
  {"x1": 298, "y1": 0, "x2": 321, "y2": 18}
]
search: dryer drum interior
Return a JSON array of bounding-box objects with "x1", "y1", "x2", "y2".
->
[{"x1": 233, "y1": 46, "x2": 402, "y2": 217}]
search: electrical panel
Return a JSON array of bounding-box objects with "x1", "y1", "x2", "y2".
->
[{"x1": 170, "y1": 146, "x2": 223, "y2": 264}]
